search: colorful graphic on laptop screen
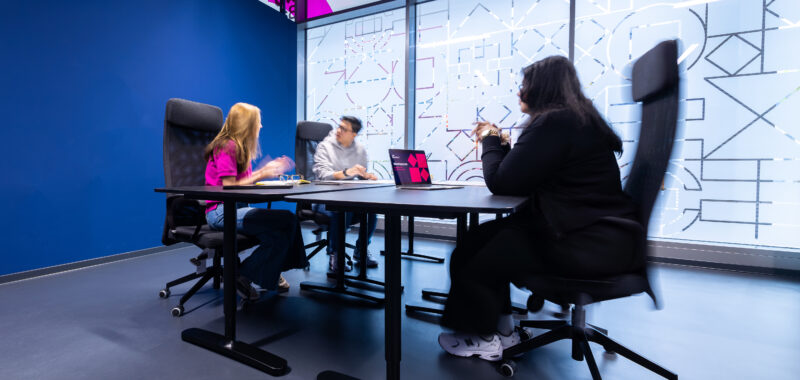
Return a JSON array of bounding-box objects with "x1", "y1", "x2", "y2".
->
[{"x1": 389, "y1": 149, "x2": 431, "y2": 186}]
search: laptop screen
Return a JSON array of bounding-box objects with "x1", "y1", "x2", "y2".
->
[{"x1": 389, "y1": 149, "x2": 432, "y2": 185}]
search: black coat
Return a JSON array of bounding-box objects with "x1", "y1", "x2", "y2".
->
[{"x1": 481, "y1": 109, "x2": 636, "y2": 239}]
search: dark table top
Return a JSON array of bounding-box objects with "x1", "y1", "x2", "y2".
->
[
  {"x1": 284, "y1": 185, "x2": 529, "y2": 215},
  {"x1": 154, "y1": 181, "x2": 394, "y2": 202}
]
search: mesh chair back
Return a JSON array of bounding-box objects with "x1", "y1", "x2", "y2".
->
[
  {"x1": 625, "y1": 40, "x2": 680, "y2": 232},
  {"x1": 295, "y1": 121, "x2": 333, "y2": 181},
  {"x1": 163, "y1": 98, "x2": 224, "y2": 187}
]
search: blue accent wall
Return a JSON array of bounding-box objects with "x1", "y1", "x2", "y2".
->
[{"x1": 0, "y1": 1, "x2": 297, "y2": 275}]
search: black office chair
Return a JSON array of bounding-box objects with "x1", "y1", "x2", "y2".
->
[
  {"x1": 294, "y1": 120, "x2": 356, "y2": 269},
  {"x1": 499, "y1": 40, "x2": 680, "y2": 379},
  {"x1": 295, "y1": 121, "x2": 393, "y2": 303},
  {"x1": 159, "y1": 98, "x2": 258, "y2": 317}
]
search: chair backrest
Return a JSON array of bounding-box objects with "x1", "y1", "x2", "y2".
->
[
  {"x1": 295, "y1": 121, "x2": 333, "y2": 181},
  {"x1": 625, "y1": 40, "x2": 680, "y2": 233},
  {"x1": 163, "y1": 98, "x2": 224, "y2": 187},
  {"x1": 161, "y1": 98, "x2": 223, "y2": 245}
]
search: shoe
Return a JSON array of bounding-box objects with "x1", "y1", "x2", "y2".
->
[
  {"x1": 438, "y1": 332, "x2": 503, "y2": 361},
  {"x1": 328, "y1": 253, "x2": 352, "y2": 273},
  {"x1": 498, "y1": 326, "x2": 534, "y2": 350},
  {"x1": 235, "y1": 276, "x2": 260, "y2": 301},
  {"x1": 277, "y1": 275, "x2": 289, "y2": 293},
  {"x1": 354, "y1": 250, "x2": 378, "y2": 268}
]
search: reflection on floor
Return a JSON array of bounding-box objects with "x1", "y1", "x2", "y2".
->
[{"x1": 0, "y1": 227, "x2": 798, "y2": 380}]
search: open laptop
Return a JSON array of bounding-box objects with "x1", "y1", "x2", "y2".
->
[{"x1": 388, "y1": 149, "x2": 463, "y2": 190}]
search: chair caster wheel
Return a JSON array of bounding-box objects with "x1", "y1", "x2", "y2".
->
[
  {"x1": 159, "y1": 289, "x2": 170, "y2": 298},
  {"x1": 516, "y1": 326, "x2": 533, "y2": 341},
  {"x1": 498, "y1": 360, "x2": 516, "y2": 377},
  {"x1": 171, "y1": 305, "x2": 184, "y2": 317},
  {"x1": 526, "y1": 295, "x2": 544, "y2": 312}
]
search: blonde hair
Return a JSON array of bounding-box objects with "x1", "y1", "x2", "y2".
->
[{"x1": 204, "y1": 102, "x2": 262, "y2": 173}]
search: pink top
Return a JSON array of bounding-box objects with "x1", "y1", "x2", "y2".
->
[{"x1": 205, "y1": 140, "x2": 252, "y2": 212}]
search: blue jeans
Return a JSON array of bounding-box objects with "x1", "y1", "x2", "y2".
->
[
  {"x1": 312, "y1": 204, "x2": 377, "y2": 257},
  {"x1": 206, "y1": 204, "x2": 297, "y2": 290}
]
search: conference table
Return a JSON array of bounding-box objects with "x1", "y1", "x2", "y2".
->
[
  {"x1": 285, "y1": 185, "x2": 529, "y2": 380},
  {"x1": 155, "y1": 182, "x2": 529, "y2": 379},
  {"x1": 154, "y1": 182, "x2": 393, "y2": 376}
]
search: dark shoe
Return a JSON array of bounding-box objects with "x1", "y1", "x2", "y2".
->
[
  {"x1": 329, "y1": 253, "x2": 352, "y2": 273},
  {"x1": 236, "y1": 276, "x2": 260, "y2": 301},
  {"x1": 354, "y1": 250, "x2": 378, "y2": 268}
]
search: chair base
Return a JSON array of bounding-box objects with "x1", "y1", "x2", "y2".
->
[
  {"x1": 405, "y1": 288, "x2": 528, "y2": 316},
  {"x1": 380, "y1": 249, "x2": 444, "y2": 263},
  {"x1": 502, "y1": 307, "x2": 677, "y2": 380},
  {"x1": 324, "y1": 272, "x2": 404, "y2": 293},
  {"x1": 304, "y1": 240, "x2": 356, "y2": 270},
  {"x1": 304, "y1": 239, "x2": 328, "y2": 263},
  {"x1": 182, "y1": 328, "x2": 289, "y2": 376},
  {"x1": 161, "y1": 255, "x2": 222, "y2": 317},
  {"x1": 317, "y1": 370, "x2": 360, "y2": 380},
  {"x1": 299, "y1": 281, "x2": 385, "y2": 304}
]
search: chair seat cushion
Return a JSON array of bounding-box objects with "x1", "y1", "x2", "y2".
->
[
  {"x1": 298, "y1": 209, "x2": 332, "y2": 226},
  {"x1": 172, "y1": 225, "x2": 258, "y2": 251},
  {"x1": 515, "y1": 272, "x2": 650, "y2": 306}
]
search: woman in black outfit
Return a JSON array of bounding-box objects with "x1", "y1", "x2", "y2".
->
[{"x1": 438, "y1": 56, "x2": 641, "y2": 361}]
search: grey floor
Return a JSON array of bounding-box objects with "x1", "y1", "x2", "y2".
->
[{"x1": 1, "y1": 228, "x2": 799, "y2": 380}]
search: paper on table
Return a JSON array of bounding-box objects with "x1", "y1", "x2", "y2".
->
[{"x1": 254, "y1": 180, "x2": 297, "y2": 187}]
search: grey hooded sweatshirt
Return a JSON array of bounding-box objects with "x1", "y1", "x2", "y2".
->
[{"x1": 312, "y1": 129, "x2": 369, "y2": 180}]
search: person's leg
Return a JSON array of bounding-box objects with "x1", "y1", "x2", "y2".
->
[
  {"x1": 443, "y1": 223, "x2": 541, "y2": 334},
  {"x1": 311, "y1": 204, "x2": 336, "y2": 255},
  {"x1": 205, "y1": 205, "x2": 224, "y2": 230},
  {"x1": 354, "y1": 212, "x2": 378, "y2": 247},
  {"x1": 439, "y1": 218, "x2": 544, "y2": 360},
  {"x1": 205, "y1": 205, "x2": 261, "y2": 299},
  {"x1": 281, "y1": 215, "x2": 309, "y2": 271},
  {"x1": 439, "y1": 219, "x2": 543, "y2": 361},
  {"x1": 353, "y1": 212, "x2": 378, "y2": 267},
  {"x1": 237, "y1": 208, "x2": 296, "y2": 290},
  {"x1": 323, "y1": 206, "x2": 352, "y2": 272}
]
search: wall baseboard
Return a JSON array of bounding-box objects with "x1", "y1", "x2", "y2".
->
[
  {"x1": 0, "y1": 243, "x2": 191, "y2": 286},
  {"x1": 7, "y1": 219, "x2": 799, "y2": 286},
  {"x1": 371, "y1": 217, "x2": 800, "y2": 277}
]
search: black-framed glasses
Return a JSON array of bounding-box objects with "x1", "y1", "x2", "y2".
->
[{"x1": 338, "y1": 124, "x2": 354, "y2": 133}]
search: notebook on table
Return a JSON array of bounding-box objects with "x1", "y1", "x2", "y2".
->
[
  {"x1": 388, "y1": 149, "x2": 463, "y2": 190},
  {"x1": 222, "y1": 181, "x2": 294, "y2": 190}
]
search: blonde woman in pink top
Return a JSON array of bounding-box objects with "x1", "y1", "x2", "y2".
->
[{"x1": 204, "y1": 102, "x2": 307, "y2": 300}]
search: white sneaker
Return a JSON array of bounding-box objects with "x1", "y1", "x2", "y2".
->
[
  {"x1": 498, "y1": 327, "x2": 534, "y2": 349},
  {"x1": 438, "y1": 332, "x2": 503, "y2": 361}
]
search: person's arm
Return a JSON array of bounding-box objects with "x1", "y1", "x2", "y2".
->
[
  {"x1": 313, "y1": 143, "x2": 367, "y2": 180},
  {"x1": 481, "y1": 117, "x2": 571, "y2": 195},
  {"x1": 211, "y1": 145, "x2": 258, "y2": 186},
  {"x1": 358, "y1": 145, "x2": 378, "y2": 180},
  {"x1": 214, "y1": 144, "x2": 288, "y2": 185},
  {"x1": 313, "y1": 144, "x2": 338, "y2": 180},
  {"x1": 220, "y1": 163, "x2": 284, "y2": 186}
]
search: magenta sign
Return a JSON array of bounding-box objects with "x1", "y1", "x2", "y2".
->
[{"x1": 263, "y1": 0, "x2": 386, "y2": 21}]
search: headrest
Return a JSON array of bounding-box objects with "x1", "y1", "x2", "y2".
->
[
  {"x1": 165, "y1": 98, "x2": 223, "y2": 132},
  {"x1": 632, "y1": 40, "x2": 679, "y2": 102},
  {"x1": 297, "y1": 121, "x2": 333, "y2": 142}
]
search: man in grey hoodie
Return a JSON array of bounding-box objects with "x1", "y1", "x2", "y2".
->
[{"x1": 312, "y1": 116, "x2": 379, "y2": 271}]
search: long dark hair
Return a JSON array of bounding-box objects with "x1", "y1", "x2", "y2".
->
[{"x1": 519, "y1": 56, "x2": 622, "y2": 154}]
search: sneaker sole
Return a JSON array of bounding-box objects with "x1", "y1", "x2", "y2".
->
[{"x1": 438, "y1": 335, "x2": 503, "y2": 362}]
